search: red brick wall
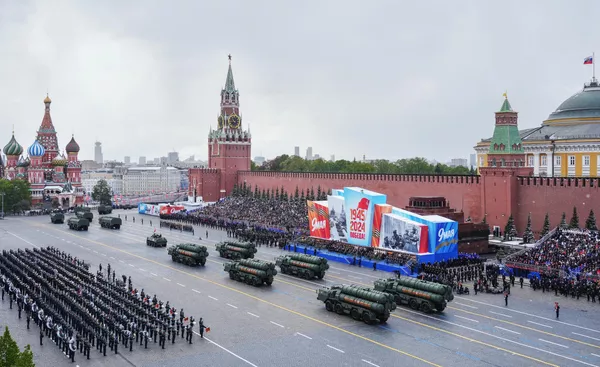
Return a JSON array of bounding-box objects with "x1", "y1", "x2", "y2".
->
[
  {"x1": 516, "y1": 177, "x2": 600, "y2": 235},
  {"x1": 238, "y1": 171, "x2": 483, "y2": 221},
  {"x1": 188, "y1": 168, "x2": 221, "y2": 202}
]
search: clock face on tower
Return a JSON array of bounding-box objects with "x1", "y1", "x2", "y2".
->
[{"x1": 228, "y1": 114, "x2": 241, "y2": 129}]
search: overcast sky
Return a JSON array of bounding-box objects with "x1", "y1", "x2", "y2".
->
[{"x1": 0, "y1": 1, "x2": 599, "y2": 163}]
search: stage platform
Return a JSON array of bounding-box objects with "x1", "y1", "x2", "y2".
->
[{"x1": 285, "y1": 244, "x2": 414, "y2": 276}]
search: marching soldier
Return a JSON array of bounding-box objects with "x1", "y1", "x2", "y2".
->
[{"x1": 198, "y1": 317, "x2": 206, "y2": 339}]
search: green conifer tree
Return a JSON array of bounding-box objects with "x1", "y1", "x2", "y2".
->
[
  {"x1": 559, "y1": 212, "x2": 568, "y2": 229},
  {"x1": 522, "y1": 213, "x2": 534, "y2": 244},
  {"x1": 503, "y1": 214, "x2": 517, "y2": 241},
  {"x1": 541, "y1": 213, "x2": 550, "y2": 236},
  {"x1": 569, "y1": 206, "x2": 580, "y2": 229},
  {"x1": 586, "y1": 209, "x2": 598, "y2": 231},
  {"x1": 294, "y1": 186, "x2": 300, "y2": 201}
]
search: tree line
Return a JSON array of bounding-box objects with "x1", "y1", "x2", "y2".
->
[
  {"x1": 0, "y1": 179, "x2": 32, "y2": 214},
  {"x1": 0, "y1": 326, "x2": 35, "y2": 366},
  {"x1": 502, "y1": 207, "x2": 597, "y2": 244},
  {"x1": 251, "y1": 156, "x2": 476, "y2": 175},
  {"x1": 232, "y1": 182, "x2": 328, "y2": 201}
]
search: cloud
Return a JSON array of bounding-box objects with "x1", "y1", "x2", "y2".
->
[{"x1": 1, "y1": 1, "x2": 600, "y2": 163}]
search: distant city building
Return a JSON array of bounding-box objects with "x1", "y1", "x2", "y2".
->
[
  {"x1": 94, "y1": 142, "x2": 103, "y2": 164},
  {"x1": 305, "y1": 147, "x2": 313, "y2": 161},
  {"x1": 153, "y1": 158, "x2": 160, "y2": 164},
  {"x1": 139, "y1": 156, "x2": 146, "y2": 165},
  {"x1": 330, "y1": 155, "x2": 335, "y2": 161},
  {"x1": 81, "y1": 169, "x2": 122, "y2": 196},
  {"x1": 449, "y1": 158, "x2": 468, "y2": 167},
  {"x1": 253, "y1": 156, "x2": 266, "y2": 166},
  {"x1": 314, "y1": 154, "x2": 321, "y2": 160},
  {"x1": 168, "y1": 152, "x2": 179, "y2": 163},
  {"x1": 122, "y1": 166, "x2": 181, "y2": 195},
  {"x1": 160, "y1": 156, "x2": 168, "y2": 164},
  {"x1": 124, "y1": 156, "x2": 131, "y2": 164},
  {"x1": 81, "y1": 160, "x2": 101, "y2": 171},
  {"x1": 294, "y1": 146, "x2": 300, "y2": 157},
  {"x1": 469, "y1": 153, "x2": 476, "y2": 168}
]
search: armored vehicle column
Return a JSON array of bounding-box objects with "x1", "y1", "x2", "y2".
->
[
  {"x1": 68, "y1": 217, "x2": 89, "y2": 231},
  {"x1": 50, "y1": 211, "x2": 64, "y2": 224},
  {"x1": 275, "y1": 253, "x2": 329, "y2": 279},
  {"x1": 147, "y1": 233, "x2": 167, "y2": 247},
  {"x1": 99, "y1": 216, "x2": 122, "y2": 229},
  {"x1": 223, "y1": 258, "x2": 277, "y2": 286},
  {"x1": 167, "y1": 244, "x2": 209, "y2": 266},
  {"x1": 97, "y1": 205, "x2": 113, "y2": 215}
]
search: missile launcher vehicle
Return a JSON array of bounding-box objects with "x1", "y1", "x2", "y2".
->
[
  {"x1": 50, "y1": 211, "x2": 64, "y2": 224},
  {"x1": 76, "y1": 211, "x2": 93, "y2": 221},
  {"x1": 99, "y1": 216, "x2": 122, "y2": 229},
  {"x1": 216, "y1": 241, "x2": 257, "y2": 260},
  {"x1": 275, "y1": 253, "x2": 329, "y2": 279},
  {"x1": 373, "y1": 276, "x2": 454, "y2": 313},
  {"x1": 317, "y1": 284, "x2": 396, "y2": 324},
  {"x1": 68, "y1": 217, "x2": 89, "y2": 231},
  {"x1": 223, "y1": 258, "x2": 277, "y2": 286},
  {"x1": 98, "y1": 205, "x2": 113, "y2": 215},
  {"x1": 147, "y1": 233, "x2": 167, "y2": 247},
  {"x1": 167, "y1": 243, "x2": 209, "y2": 266}
]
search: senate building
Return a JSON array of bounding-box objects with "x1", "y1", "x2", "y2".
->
[{"x1": 475, "y1": 78, "x2": 600, "y2": 177}]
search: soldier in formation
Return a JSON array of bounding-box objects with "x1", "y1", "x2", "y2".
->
[{"x1": 0, "y1": 246, "x2": 197, "y2": 362}]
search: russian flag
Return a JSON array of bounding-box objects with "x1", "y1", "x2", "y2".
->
[{"x1": 584, "y1": 56, "x2": 594, "y2": 65}]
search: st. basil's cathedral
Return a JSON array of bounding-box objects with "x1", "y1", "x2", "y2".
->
[{"x1": 0, "y1": 95, "x2": 84, "y2": 207}]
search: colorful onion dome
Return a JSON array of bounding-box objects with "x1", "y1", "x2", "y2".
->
[
  {"x1": 15, "y1": 172, "x2": 25, "y2": 179},
  {"x1": 17, "y1": 156, "x2": 30, "y2": 167},
  {"x1": 27, "y1": 139, "x2": 45, "y2": 157},
  {"x1": 65, "y1": 135, "x2": 80, "y2": 153},
  {"x1": 52, "y1": 153, "x2": 67, "y2": 166},
  {"x1": 3, "y1": 134, "x2": 23, "y2": 156},
  {"x1": 44, "y1": 94, "x2": 51, "y2": 104}
]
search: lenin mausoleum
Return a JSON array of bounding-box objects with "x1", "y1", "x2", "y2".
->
[{"x1": 189, "y1": 59, "x2": 600, "y2": 236}]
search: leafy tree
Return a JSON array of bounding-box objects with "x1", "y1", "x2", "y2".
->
[
  {"x1": 541, "y1": 213, "x2": 550, "y2": 236},
  {"x1": 522, "y1": 213, "x2": 534, "y2": 244},
  {"x1": 503, "y1": 214, "x2": 517, "y2": 241},
  {"x1": 559, "y1": 212, "x2": 568, "y2": 229},
  {"x1": 51, "y1": 197, "x2": 60, "y2": 209},
  {"x1": 569, "y1": 206, "x2": 580, "y2": 229},
  {"x1": 0, "y1": 326, "x2": 35, "y2": 367},
  {"x1": 586, "y1": 209, "x2": 598, "y2": 231},
  {"x1": 0, "y1": 179, "x2": 32, "y2": 215},
  {"x1": 91, "y1": 179, "x2": 113, "y2": 205}
]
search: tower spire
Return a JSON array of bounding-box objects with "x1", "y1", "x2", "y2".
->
[{"x1": 225, "y1": 54, "x2": 236, "y2": 92}]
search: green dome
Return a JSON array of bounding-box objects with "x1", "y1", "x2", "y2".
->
[
  {"x1": 546, "y1": 80, "x2": 600, "y2": 122},
  {"x1": 3, "y1": 134, "x2": 23, "y2": 156}
]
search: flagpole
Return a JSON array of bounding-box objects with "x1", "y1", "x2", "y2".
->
[{"x1": 594, "y1": 52, "x2": 596, "y2": 81}]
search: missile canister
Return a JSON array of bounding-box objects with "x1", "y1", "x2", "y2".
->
[
  {"x1": 373, "y1": 277, "x2": 452, "y2": 313},
  {"x1": 223, "y1": 259, "x2": 277, "y2": 286},
  {"x1": 340, "y1": 285, "x2": 395, "y2": 306},
  {"x1": 316, "y1": 285, "x2": 393, "y2": 324},
  {"x1": 392, "y1": 276, "x2": 454, "y2": 300},
  {"x1": 168, "y1": 244, "x2": 208, "y2": 266},
  {"x1": 288, "y1": 253, "x2": 329, "y2": 266}
]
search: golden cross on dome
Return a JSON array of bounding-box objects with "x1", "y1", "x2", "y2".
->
[{"x1": 503, "y1": 91, "x2": 508, "y2": 99}]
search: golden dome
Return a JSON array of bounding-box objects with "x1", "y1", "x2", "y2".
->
[{"x1": 44, "y1": 94, "x2": 51, "y2": 103}]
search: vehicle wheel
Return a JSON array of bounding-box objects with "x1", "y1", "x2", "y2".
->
[
  {"x1": 318, "y1": 272, "x2": 325, "y2": 280},
  {"x1": 351, "y1": 308, "x2": 361, "y2": 320},
  {"x1": 362, "y1": 311, "x2": 373, "y2": 324},
  {"x1": 379, "y1": 314, "x2": 389, "y2": 323},
  {"x1": 409, "y1": 299, "x2": 419, "y2": 310},
  {"x1": 334, "y1": 303, "x2": 344, "y2": 315},
  {"x1": 266, "y1": 276, "x2": 273, "y2": 286},
  {"x1": 420, "y1": 302, "x2": 432, "y2": 313},
  {"x1": 200, "y1": 259, "x2": 206, "y2": 266},
  {"x1": 229, "y1": 272, "x2": 234, "y2": 279},
  {"x1": 436, "y1": 305, "x2": 446, "y2": 312},
  {"x1": 325, "y1": 301, "x2": 334, "y2": 312}
]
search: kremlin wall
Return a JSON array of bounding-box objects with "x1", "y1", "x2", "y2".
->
[{"x1": 189, "y1": 58, "x2": 600, "y2": 237}]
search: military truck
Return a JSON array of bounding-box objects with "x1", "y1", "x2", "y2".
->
[
  {"x1": 317, "y1": 284, "x2": 396, "y2": 324},
  {"x1": 68, "y1": 217, "x2": 89, "y2": 231},
  {"x1": 147, "y1": 233, "x2": 167, "y2": 247},
  {"x1": 275, "y1": 253, "x2": 329, "y2": 279},
  {"x1": 50, "y1": 211, "x2": 64, "y2": 224},
  {"x1": 98, "y1": 205, "x2": 113, "y2": 215},
  {"x1": 216, "y1": 241, "x2": 257, "y2": 260},
  {"x1": 373, "y1": 276, "x2": 454, "y2": 313},
  {"x1": 99, "y1": 216, "x2": 122, "y2": 229},
  {"x1": 76, "y1": 211, "x2": 93, "y2": 221},
  {"x1": 167, "y1": 244, "x2": 209, "y2": 266},
  {"x1": 223, "y1": 259, "x2": 277, "y2": 286}
]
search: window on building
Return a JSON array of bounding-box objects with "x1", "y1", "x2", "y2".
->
[
  {"x1": 555, "y1": 156, "x2": 561, "y2": 165},
  {"x1": 569, "y1": 155, "x2": 576, "y2": 166},
  {"x1": 479, "y1": 156, "x2": 484, "y2": 167},
  {"x1": 527, "y1": 156, "x2": 534, "y2": 167},
  {"x1": 541, "y1": 155, "x2": 547, "y2": 166},
  {"x1": 584, "y1": 155, "x2": 590, "y2": 166}
]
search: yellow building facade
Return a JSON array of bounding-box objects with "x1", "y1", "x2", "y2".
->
[{"x1": 475, "y1": 80, "x2": 600, "y2": 177}]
